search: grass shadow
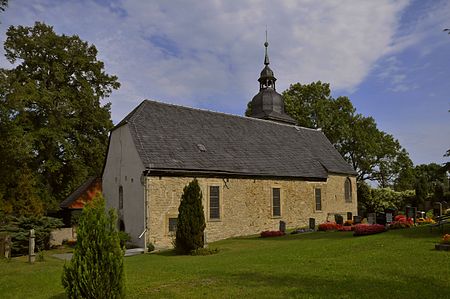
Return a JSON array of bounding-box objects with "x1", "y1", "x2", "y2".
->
[
  {"x1": 48, "y1": 292, "x2": 66, "y2": 299},
  {"x1": 154, "y1": 249, "x2": 177, "y2": 257},
  {"x1": 226, "y1": 268, "x2": 449, "y2": 298}
]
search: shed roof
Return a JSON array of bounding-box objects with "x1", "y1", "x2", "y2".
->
[
  {"x1": 115, "y1": 100, "x2": 356, "y2": 179},
  {"x1": 60, "y1": 177, "x2": 100, "y2": 209}
]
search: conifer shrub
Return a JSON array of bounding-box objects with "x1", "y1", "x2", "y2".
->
[
  {"x1": 61, "y1": 194, "x2": 125, "y2": 298},
  {"x1": 175, "y1": 179, "x2": 206, "y2": 254},
  {"x1": 0, "y1": 212, "x2": 63, "y2": 256}
]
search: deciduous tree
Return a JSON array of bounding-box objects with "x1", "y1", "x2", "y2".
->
[{"x1": 0, "y1": 22, "x2": 119, "y2": 214}]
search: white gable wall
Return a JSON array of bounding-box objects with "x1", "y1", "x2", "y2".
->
[{"x1": 102, "y1": 124, "x2": 146, "y2": 247}]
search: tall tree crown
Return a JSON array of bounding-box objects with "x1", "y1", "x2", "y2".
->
[{"x1": 0, "y1": 22, "x2": 120, "y2": 215}]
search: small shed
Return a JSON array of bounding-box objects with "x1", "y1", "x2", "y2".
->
[{"x1": 60, "y1": 177, "x2": 102, "y2": 226}]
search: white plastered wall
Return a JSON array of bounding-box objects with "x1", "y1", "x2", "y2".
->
[{"x1": 102, "y1": 124, "x2": 146, "y2": 247}]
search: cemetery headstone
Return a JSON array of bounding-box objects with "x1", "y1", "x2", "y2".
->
[
  {"x1": 309, "y1": 218, "x2": 315, "y2": 230},
  {"x1": 433, "y1": 202, "x2": 442, "y2": 218},
  {"x1": 376, "y1": 213, "x2": 386, "y2": 225},
  {"x1": 385, "y1": 212, "x2": 393, "y2": 224},
  {"x1": 368, "y1": 213, "x2": 376, "y2": 225},
  {"x1": 347, "y1": 212, "x2": 352, "y2": 221},
  {"x1": 0, "y1": 234, "x2": 11, "y2": 259},
  {"x1": 203, "y1": 231, "x2": 208, "y2": 248},
  {"x1": 279, "y1": 221, "x2": 286, "y2": 233},
  {"x1": 29, "y1": 229, "x2": 35, "y2": 263},
  {"x1": 405, "y1": 206, "x2": 417, "y2": 224},
  {"x1": 353, "y1": 216, "x2": 362, "y2": 224}
]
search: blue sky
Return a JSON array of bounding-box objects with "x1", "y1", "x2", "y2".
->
[{"x1": 1, "y1": 0, "x2": 449, "y2": 166}]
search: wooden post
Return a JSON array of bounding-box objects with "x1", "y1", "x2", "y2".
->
[
  {"x1": 28, "y1": 229, "x2": 35, "y2": 263},
  {"x1": 4, "y1": 235, "x2": 11, "y2": 259}
]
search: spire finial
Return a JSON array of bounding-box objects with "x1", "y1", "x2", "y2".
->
[{"x1": 264, "y1": 29, "x2": 269, "y2": 66}]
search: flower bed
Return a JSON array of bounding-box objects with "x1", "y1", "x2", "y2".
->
[
  {"x1": 318, "y1": 222, "x2": 340, "y2": 231},
  {"x1": 435, "y1": 234, "x2": 450, "y2": 251},
  {"x1": 338, "y1": 225, "x2": 353, "y2": 232},
  {"x1": 260, "y1": 230, "x2": 285, "y2": 238},
  {"x1": 389, "y1": 215, "x2": 413, "y2": 229},
  {"x1": 343, "y1": 220, "x2": 353, "y2": 226},
  {"x1": 417, "y1": 218, "x2": 435, "y2": 225},
  {"x1": 353, "y1": 224, "x2": 386, "y2": 236}
]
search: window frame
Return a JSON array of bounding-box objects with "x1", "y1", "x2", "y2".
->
[
  {"x1": 315, "y1": 188, "x2": 322, "y2": 211},
  {"x1": 344, "y1": 178, "x2": 352, "y2": 203},
  {"x1": 119, "y1": 185, "x2": 123, "y2": 210},
  {"x1": 165, "y1": 214, "x2": 178, "y2": 235},
  {"x1": 168, "y1": 217, "x2": 177, "y2": 233},
  {"x1": 208, "y1": 185, "x2": 221, "y2": 221},
  {"x1": 272, "y1": 187, "x2": 281, "y2": 217}
]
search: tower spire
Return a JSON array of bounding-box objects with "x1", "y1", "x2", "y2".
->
[{"x1": 264, "y1": 29, "x2": 270, "y2": 66}]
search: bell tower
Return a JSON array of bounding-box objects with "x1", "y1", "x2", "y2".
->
[{"x1": 249, "y1": 33, "x2": 296, "y2": 125}]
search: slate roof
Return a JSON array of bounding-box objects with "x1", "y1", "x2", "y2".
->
[{"x1": 115, "y1": 100, "x2": 356, "y2": 179}]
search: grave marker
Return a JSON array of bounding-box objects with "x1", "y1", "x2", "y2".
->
[
  {"x1": 434, "y1": 202, "x2": 442, "y2": 218},
  {"x1": 309, "y1": 218, "x2": 315, "y2": 230},
  {"x1": 368, "y1": 213, "x2": 376, "y2": 225},
  {"x1": 279, "y1": 221, "x2": 286, "y2": 233},
  {"x1": 29, "y1": 229, "x2": 35, "y2": 263}
]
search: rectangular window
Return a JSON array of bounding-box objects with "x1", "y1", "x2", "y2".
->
[
  {"x1": 119, "y1": 186, "x2": 123, "y2": 210},
  {"x1": 315, "y1": 188, "x2": 322, "y2": 211},
  {"x1": 209, "y1": 186, "x2": 220, "y2": 219},
  {"x1": 168, "y1": 218, "x2": 177, "y2": 233},
  {"x1": 272, "y1": 188, "x2": 281, "y2": 217}
]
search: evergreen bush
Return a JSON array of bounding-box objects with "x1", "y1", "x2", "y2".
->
[
  {"x1": 175, "y1": 179, "x2": 206, "y2": 254},
  {"x1": 0, "y1": 212, "x2": 63, "y2": 256},
  {"x1": 62, "y1": 194, "x2": 125, "y2": 299}
]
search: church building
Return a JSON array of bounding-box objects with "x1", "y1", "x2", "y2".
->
[{"x1": 102, "y1": 41, "x2": 357, "y2": 249}]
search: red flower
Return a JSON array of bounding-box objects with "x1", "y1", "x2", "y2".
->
[
  {"x1": 318, "y1": 222, "x2": 340, "y2": 231},
  {"x1": 353, "y1": 224, "x2": 386, "y2": 236}
]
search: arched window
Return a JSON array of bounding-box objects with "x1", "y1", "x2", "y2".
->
[
  {"x1": 119, "y1": 219, "x2": 125, "y2": 232},
  {"x1": 119, "y1": 186, "x2": 123, "y2": 209},
  {"x1": 344, "y1": 178, "x2": 352, "y2": 202}
]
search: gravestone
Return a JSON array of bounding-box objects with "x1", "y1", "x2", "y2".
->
[
  {"x1": 279, "y1": 221, "x2": 286, "y2": 233},
  {"x1": 309, "y1": 218, "x2": 315, "y2": 230},
  {"x1": 405, "y1": 206, "x2": 417, "y2": 224},
  {"x1": 335, "y1": 214, "x2": 344, "y2": 225},
  {"x1": 203, "y1": 231, "x2": 208, "y2": 248},
  {"x1": 385, "y1": 212, "x2": 393, "y2": 224},
  {"x1": 385, "y1": 208, "x2": 395, "y2": 224},
  {"x1": 368, "y1": 213, "x2": 376, "y2": 225},
  {"x1": 347, "y1": 212, "x2": 352, "y2": 221},
  {"x1": 433, "y1": 202, "x2": 442, "y2": 218},
  {"x1": 0, "y1": 235, "x2": 11, "y2": 259},
  {"x1": 353, "y1": 216, "x2": 362, "y2": 224},
  {"x1": 376, "y1": 213, "x2": 386, "y2": 225},
  {"x1": 29, "y1": 229, "x2": 35, "y2": 263}
]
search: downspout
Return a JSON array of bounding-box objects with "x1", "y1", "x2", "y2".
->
[{"x1": 139, "y1": 169, "x2": 149, "y2": 251}]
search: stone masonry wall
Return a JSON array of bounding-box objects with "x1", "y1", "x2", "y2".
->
[{"x1": 146, "y1": 175, "x2": 357, "y2": 248}]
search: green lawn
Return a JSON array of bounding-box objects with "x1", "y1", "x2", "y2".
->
[{"x1": 1, "y1": 226, "x2": 449, "y2": 299}]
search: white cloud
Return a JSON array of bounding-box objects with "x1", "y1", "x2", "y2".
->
[{"x1": 1, "y1": 0, "x2": 411, "y2": 121}]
